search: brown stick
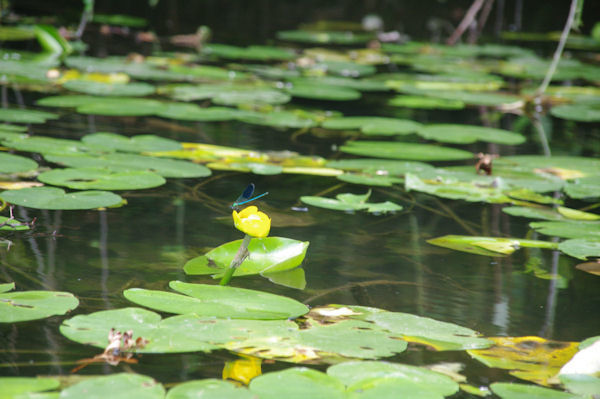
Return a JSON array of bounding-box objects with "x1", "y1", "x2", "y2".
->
[{"x1": 446, "y1": 0, "x2": 486, "y2": 45}]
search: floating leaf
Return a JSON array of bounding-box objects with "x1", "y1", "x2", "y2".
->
[
  {"x1": 288, "y1": 76, "x2": 388, "y2": 92},
  {"x1": 469, "y1": 336, "x2": 579, "y2": 386},
  {"x1": 575, "y1": 262, "x2": 600, "y2": 276},
  {"x1": 0, "y1": 186, "x2": 123, "y2": 210},
  {"x1": 249, "y1": 368, "x2": 346, "y2": 399},
  {"x1": 0, "y1": 26, "x2": 35, "y2": 41},
  {"x1": 328, "y1": 360, "x2": 459, "y2": 398},
  {"x1": 60, "y1": 307, "x2": 219, "y2": 353},
  {"x1": 565, "y1": 176, "x2": 600, "y2": 199},
  {"x1": 0, "y1": 377, "x2": 59, "y2": 398},
  {"x1": 277, "y1": 30, "x2": 374, "y2": 45},
  {"x1": 92, "y1": 14, "x2": 147, "y2": 27},
  {"x1": 37, "y1": 168, "x2": 166, "y2": 190},
  {"x1": 157, "y1": 103, "x2": 243, "y2": 121},
  {"x1": 60, "y1": 373, "x2": 165, "y2": 399},
  {"x1": 337, "y1": 173, "x2": 403, "y2": 187},
  {"x1": 203, "y1": 44, "x2": 295, "y2": 61},
  {"x1": 427, "y1": 235, "x2": 558, "y2": 257},
  {"x1": 530, "y1": 221, "x2": 600, "y2": 239},
  {"x1": 417, "y1": 124, "x2": 525, "y2": 145},
  {"x1": 326, "y1": 159, "x2": 434, "y2": 175},
  {"x1": 490, "y1": 382, "x2": 578, "y2": 399},
  {"x1": 558, "y1": 239, "x2": 600, "y2": 260},
  {"x1": 44, "y1": 153, "x2": 211, "y2": 178},
  {"x1": 389, "y1": 95, "x2": 465, "y2": 110},
  {"x1": 502, "y1": 206, "x2": 565, "y2": 221},
  {"x1": 184, "y1": 237, "x2": 309, "y2": 277},
  {"x1": 62, "y1": 80, "x2": 155, "y2": 96},
  {"x1": 0, "y1": 152, "x2": 38, "y2": 173},
  {"x1": 409, "y1": 90, "x2": 523, "y2": 107},
  {"x1": 322, "y1": 116, "x2": 421, "y2": 136},
  {"x1": 0, "y1": 282, "x2": 15, "y2": 293},
  {"x1": 1, "y1": 135, "x2": 108, "y2": 155},
  {"x1": 348, "y1": 305, "x2": 492, "y2": 351},
  {"x1": 81, "y1": 133, "x2": 181, "y2": 153},
  {"x1": 286, "y1": 83, "x2": 361, "y2": 101},
  {"x1": 340, "y1": 141, "x2": 472, "y2": 161},
  {"x1": 0, "y1": 289, "x2": 79, "y2": 322},
  {"x1": 166, "y1": 379, "x2": 254, "y2": 399},
  {"x1": 556, "y1": 206, "x2": 600, "y2": 221},
  {"x1": 551, "y1": 103, "x2": 600, "y2": 122},
  {"x1": 300, "y1": 196, "x2": 368, "y2": 211},
  {"x1": 0, "y1": 108, "x2": 58, "y2": 124},
  {"x1": 559, "y1": 374, "x2": 600, "y2": 397},
  {"x1": 237, "y1": 110, "x2": 317, "y2": 129},
  {"x1": 123, "y1": 281, "x2": 309, "y2": 320},
  {"x1": 77, "y1": 97, "x2": 165, "y2": 116},
  {"x1": 496, "y1": 156, "x2": 600, "y2": 178},
  {"x1": 0, "y1": 215, "x2": 31, "y2": 231}
]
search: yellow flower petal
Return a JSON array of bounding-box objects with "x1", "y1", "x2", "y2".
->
[{"x1": 232, "y1": 205, "x2": 271, "y2": 238}]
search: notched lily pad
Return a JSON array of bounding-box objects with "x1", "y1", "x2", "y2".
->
[
  {"x1": 123, "y1": 281, "x2": 309, "y2": 320},
  {"x1": 0, "y1": 286, "x2": 79, "y2": 322},
  {"x1": 0, "y1": 152, "x2": 38, "y2": 173},
  {"x1": 0, "y1": 186, "x2": 123, "y2": 210},
  {"x1": 37, "y1": 168, "x2": 166, "y2": 190},
  {"x1": 81, "y1": 132, "x2": 182, "y2": 153}
]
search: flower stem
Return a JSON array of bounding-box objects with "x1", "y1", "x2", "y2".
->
[{"x1": 219, "y1": 234, "x2": 251, "y2": 286}]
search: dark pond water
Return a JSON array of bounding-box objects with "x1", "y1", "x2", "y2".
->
[{"x1": 1, "y1": 3, "x2": 600, "y2": 396}]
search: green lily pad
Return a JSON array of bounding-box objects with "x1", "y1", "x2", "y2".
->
[
  {"x1": 496, "y1": 156, "x2": 600, "y2": 177},
  {"x1": 160, "y1": 84, "x2": 291, "y2": 105},
  {"x1": 565, "y1": 176, "x2": 600, "y2": 199},
  {"x1": 0, "y1": 152, "x2": 38, "y2": 173},
  {"x1": 0, "y1": 26, "x2": 36, "y2": 41},
  {"x1": 237, "y1": 110, "x2": 317, "y2": 129},
  {"x1": 502, "y1": 206, "x2": 565, "y2": 221},
  {"x1": 60, "y1": 373, "x2": 165, "y2": 399},
  {"x1": 62, "y1": 80, "x2": 155, "y2": 97},
  {"x1": 322, "y1": 116, "x2": 422, "y2": 136},
  {"x1": 0, "y1": 186, "x2": 123, "y2": 210},
  {"x1": 0, "y1": 108, "x2": 58, "y2": 124},
  {"x1": 300, "y1": 195, "x2": 366, "y2": 211},
  {"x1": 530, "y1": 221, "x2": 600, "y2": 239},
  {"x1": 203, "y1": 44, "x2": 295, "y2": 61},
  {"x1": 0, "y1": 288, "x2": 79, "y2": 322},
  {"x1": 1, "y1": 136, "x2": 108, "y2": 155},
  {"x1": 81, "y1": 132, "x2": 182, "y2": 153},
  {"x1": 347, "y1": 305, "x2": 492, "y2": 351},
  {"x1": 64, "y1": 56, "x2": 193, "y2": 81},
  {"x1": 417, "y1": 124, "x2": 525, "y2": 145},
  {"x1": 416, "y1": 90, "x2": 523, "y2": 107},
  {"x1": 317, "y1": 61, "x2": 377, "y2": 77},
  {"x1": 557, "y1": 239, "x2": 600, "y2": 260},
  {"x1": 559, "y1": 374, "x2": 600, "y2": 397},
  {"x1": 490, "y1": 382, "x2": 578, "y2": 399},
  {"x1": 340, "y1": 141, "x2": 472, "y2": 161},
  {"x1": 551, "y1": 103, "x2": 600, "y2": 122},
  {"x1": 328, "y1": 360, "x2": 459, "y2": 398},
  {"x1": 123, "y1": 280, "x2": 309, "y2": 320},
  {"x1": 249, "y1": 368, "x2": 346, "y2": 399},
  {"x1": 277, "y1": 30, "x2": 374, "y2": 45},
  {"x1": 37, "y1": 168, "x2": 166, "y2": 190},
  {"x1": 389, "y1": 95, "x2": 465, "y2": 110},
  {"x1": 44, "y1": 153, "x2": 211, "y2": 178},
  {"x1": 212, "y1": 89, "x2": 291, "y2": 106},
  {"x1": 427, "y1": 235, "x2": 558, "y2": 257},
  {"x1": 184, "y1": 237, "x2": 309, "y2": 277},
  {"x1": 156, "y1": 103, "x2": 243, "y2": 121},
  {"x1": 286, "y1": 83, "x2": 361, "y2": 101},
  {"x1": 166, "y1": 379, "x2": 254, "y2": 399},
  {"x1": 288, "y1": 76, "x2": 388, "y2": 92},
  {"x1": 326, "y1": 159, "x2": 434, "y2": 175},
  {"x1": 60, "y1": 307, "x2": 219, "y2": 353},
  {"x1": 77, "y1": 97, "x2": 165, "y2": 116},
  {"x1": 337, "y1": 173, "x2": 403, "y2": 187},
  {"x1": 0, "y1": 377, "x2": 59, "y2": 398},
  {"x1": 0, "y1": 282, "x2": 15, "y2": 293}
]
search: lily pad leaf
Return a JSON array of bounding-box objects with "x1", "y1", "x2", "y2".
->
[
  {"x1": 502, "y1": 206, "x2": 565, "y2": 221},
  {"x1": 558, "y1": 239, "x2": 600, "y2": 260},
  {"x1": 81, "y1": 132, "x2": 182, "y2": 153},
  {"x1": 0, "y1": 153, "x2": 38, "y2": 174},
  {"x1": 0, "y1": 215, "x2": 31, "y2": 231},
  {"x1": 0, "y1": 108, "x2": 58, "y2": 124},
  {"x1": 389, "y1": 94, "x2": 465, "y2": 110},
  {"x1": 156, "y1": 103, "x2": 242, "y2": 121},
  {"x1": 44, "y1": 153, "x2": 211, "y2": 178},
  {"x1": 300, "y1": 196, "x2": 368, "y2": 211},
  {"x1": 0, "y1": 377, "x2": 59, "y2": 398},
  {"x1": 328, "y1": 360, "x2": 459, "y2": 398},
  {"x1": 0, "y1": 187, "x2": 123, "y2": 210},
  {"x1": 530, "y1": 221, "x2": 600, "y2": 239},
  {"x1": 366, "y1": 201, "x2": 403, "y2": 213},
  {"x1": 166, "y1": 379, "x2": 254, "y2": 399},
  {"x1": 37, "y1": 168, "x2": 166, "y2": 190},
  {"x1": 277, "y1": 30, "x2": 374, "y2": 45},
  {"x1": 60, "y1": 307, "x2": 219, "y2": 353},
  {"x1": 0, "y1": 289, "x2": 79, "y2": 322},
  {"x1": 0, "y1": 282, "x2": 15, "y2": 293},
  {"x1": 345, "y1": 305, "x2": 492, "y2": 351},
  {"x1": 322, "y1": 116, "x2": 422, "y2": 136},
  {"x1": 62, "y1": 80, "x2": 155, "y2": 97},
  {"x1": 1, "y1": 135, "x2": 109, "y2": 155},
  {"x1": 337, "y1": 173, "x2": 403, "y2": 187},
  {"x1": 565, "y1": 176, "x2": 600, "y2": 199},
  {"x1": 123, "y1": 281, "x2": 309, "y2": 320},
  {"x1": 417, "y1": 124, "x2": 525, "y2": 145},
  {"x1": 60, "y1": 373, "x2": 165, "y2": 399},
  {"x1": 427, "y1": 235, "x2": 558, "y2": 257},
  {"x1": 559, "y1": 374, "x2": 600, "y2": 397},
  {"x1": 551, "y1": 103, "x2": 600, "y2": 122},
  {"x1": 249, "y1": 368, "x2": 346, "y2": 399},
  {"x1": 326, "y1": 159, "x2": 435, "y2": 176},
  {"x1": 340, "y1": 141, "x2": 473, "y2": 161},
  {"x1": 286, "y1": 83, "x2": 361, "y2": 101},
  {"x1": 184, "y1": 237, "x2": 309, "y2": 277},
  {"x1": 491, "y1": 382, "x2": 579, "y2": 399}
]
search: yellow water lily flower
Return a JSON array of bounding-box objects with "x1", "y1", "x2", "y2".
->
[{"x1": 232, "y1": 206, "x2": 271, "y2": 238}]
